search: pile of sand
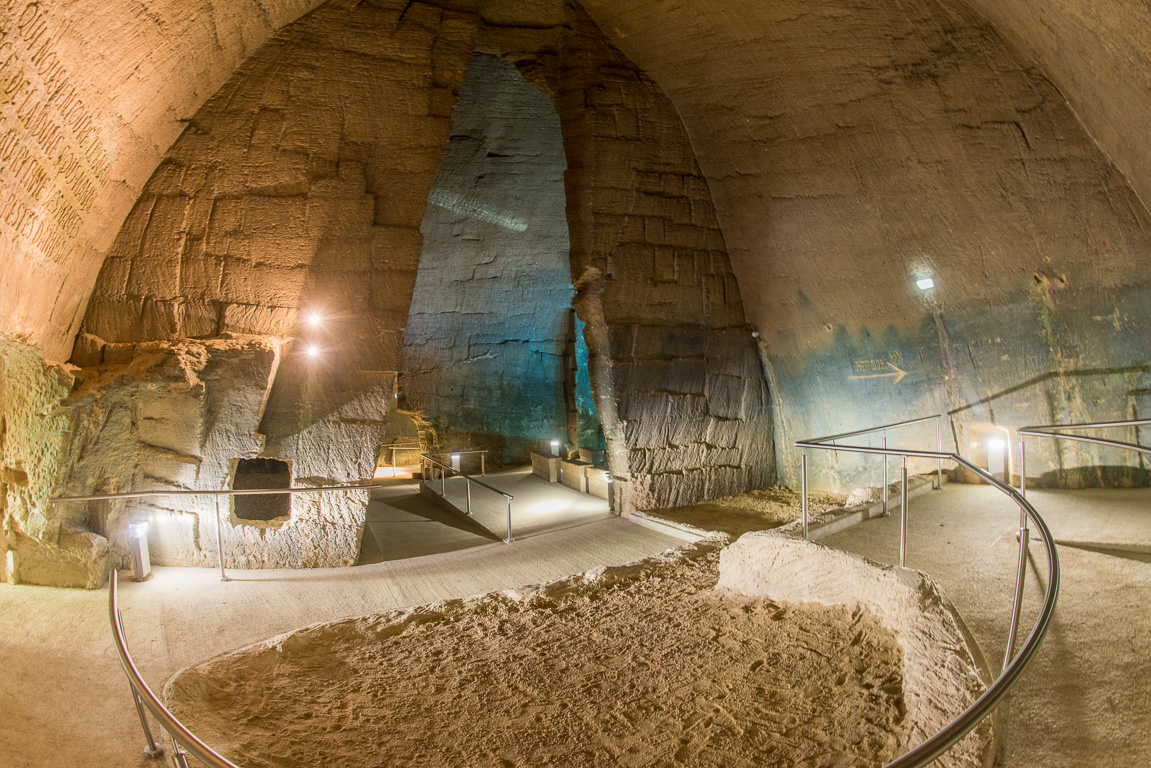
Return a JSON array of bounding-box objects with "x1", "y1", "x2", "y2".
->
[
  {"x1": 166, "y1": 543, "x2": 908, "y2": 767},
  {"x1": 648, "y1": 486, "x2": 847, "y2": 538}
]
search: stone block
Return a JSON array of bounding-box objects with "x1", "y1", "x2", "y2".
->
[
  {"x1": 559, "y1": 459, "x2": 589, "y2": 492},
  {"x1": 531, "y1": 451, "x2": 560, "y2": 482}
]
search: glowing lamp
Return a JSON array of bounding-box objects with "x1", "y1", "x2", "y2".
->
[
  {"x1": 307, "y1": 311, "x2": 323, "y2": 327},
  {"x1": 129, "y1": 521, "x2": 150, "y2": 538},
  {"x1": 916, "y1": 277, "x2": 935, "y2": 290},
  {"x1": 550, "y1": 439, "x2": 560, "y2": 454},
  {"x1": 306, "y1": 344, "x2": 321, "y2": 359}
]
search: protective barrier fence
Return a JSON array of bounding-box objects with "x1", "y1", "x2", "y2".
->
[{"x1": 796, "y1": 416, "x2": 1060, "y2": 768}]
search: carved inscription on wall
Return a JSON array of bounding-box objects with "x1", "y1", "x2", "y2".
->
[{"x1": 0, "y1": 0, "x2": 110, "y2": 265}]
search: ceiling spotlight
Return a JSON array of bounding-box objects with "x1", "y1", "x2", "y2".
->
[{"x1": 916, "y1": 277, "x2": 935, "y2": 290}]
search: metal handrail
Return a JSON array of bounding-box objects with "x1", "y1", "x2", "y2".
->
[
  {"x1": 420, "y1": 453, "x2": 514, "y2": 543},
  {"x1": 799, "y1": 414, "x2": 943, "y2": 536},
  {"x1": 110, "y1": 569, "x2": 240, "y2": 767},
  {"x1": 426, "y1": 448, "x2": 489, "y2": 476},
  {"x1": 1019, "y1": 419, "x2": 1151, "y2": 459},
  {"x1": 796, "y1": 421, "x2": 1060, "y2": 768}
]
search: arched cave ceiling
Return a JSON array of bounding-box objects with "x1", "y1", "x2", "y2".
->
[{"x1": 2, "y1": 0, "x2": 1150, "y2": 363}]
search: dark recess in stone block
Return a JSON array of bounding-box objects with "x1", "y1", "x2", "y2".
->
[{"x1": 233, "y1": 457, "x2": 292, "y2": 520}]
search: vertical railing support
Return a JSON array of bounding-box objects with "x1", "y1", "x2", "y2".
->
[
  {"x1": 481, "y1": 453, "x2": 486, "y2": 477},
  {"x1": 801, "y1": 449, "x2": 809, "y2": 540},
  {"x1": 214, "y1": 496, "x2": 227, "y2": 582},
  {"x1": 466, "y1": 479, "x2": 472, "y2": 516},
  {"x1": 899, "y1": 456, "x2": 908, "y2": 567},
  {"x1": 116, "y1": 602, "x2": 165, "y2": 759},
  {"x1": 1020, "y1": 438, "x2": 1027, "y2": 499},
  {"x1": 504, "y1": 497, "x2": 513, "y2": 543},
  {"x1": 1004, "y1": 524, "x2": 1030, "y2": 671},
  {"x1": 882, "y1": 433, "x2": 889, "y2": 515},
  {"x1": 936, "y1": 417, "x2": 943, "y2": 490}
]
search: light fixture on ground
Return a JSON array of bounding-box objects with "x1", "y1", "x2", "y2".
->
[
  {"x1": 550, "y1": 439, "x2": 560, "y2": 456},
  {"x1": 450, "y1": 453, "x2": 461, "y2": 472},
  {"x1": 128, "y1": 521, "x2": 152, "y2": 581}
]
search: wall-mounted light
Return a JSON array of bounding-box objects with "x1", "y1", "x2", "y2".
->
[
  {"x1": 306, "y1": 344, "x2": 321, "y2": 359},
  {"x1": 916, "y1": 277, "x2": 935, "y2": 290},
  {"x1": 307, "y1": 311, "x2": 324, "y2": 328},
  {"x1": 604, "y1": 473, "x2": 613, "y2": 484},
  {"x1": 550, "y1": 439, "x2": 560, "y2": 455},
  {"x1": 129, "y1": 521, "x2": 150, "y2": 538}
]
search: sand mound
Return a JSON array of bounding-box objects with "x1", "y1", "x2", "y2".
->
[{"x1": 165, "y1": 543, "x2": 908, "y2": 767}]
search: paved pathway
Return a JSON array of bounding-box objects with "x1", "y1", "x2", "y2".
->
[{"x1": 820, "y1": 483, "x2": 1151, "y2": 768}]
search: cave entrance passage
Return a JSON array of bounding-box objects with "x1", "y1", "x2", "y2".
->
[
  {"x1": 232, "y1": 458, "x2": 291, "y2": 521},
  {"x1": 399, "y1": 52, "x2": 601, "y2": 464}
]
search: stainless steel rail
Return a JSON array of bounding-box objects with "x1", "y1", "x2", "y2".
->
[
  {"x1": 797, "y1": 414, "x2": 943, "y2": 543},
  {"x1": 796, "y1": 419, "x2": 1060, "y2": 768},
  {"x1": 420, "y1": 453, "x2": 513, "y2": 542},
  {"x1": 386, "y1": 442, "x2": 423, "y2": 475},
  {"x1": 1018, "y1": 419, "x2": 1151, "y2": 501},
  {"x1": 54, "y1": 483, "x2": 376, "y2": 583},
  {"x1": 424, "y1": 448, "x2": 489, "y2": 476},
  {"x1": 110, "y1": 569, "x2": 241, "y2": 767}
]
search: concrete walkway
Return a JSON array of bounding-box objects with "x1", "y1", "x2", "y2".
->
[
  {"x1": 359, "y1": 469, "x2": 612, "y2": 563},
  {"x1": 819, "y1": 483, "x2": 1151, "y2": 768},
  {"x1": 0, "y1": 512, "x2": 679, "y2": 768}
]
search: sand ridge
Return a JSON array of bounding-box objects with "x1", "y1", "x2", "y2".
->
[{"x1": 166, "y1": 542, "x2": 908, "y2": 767}]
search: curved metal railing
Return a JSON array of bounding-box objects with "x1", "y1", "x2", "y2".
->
[
  {"x1": 421, "y1": 453, "x2": 514, "y2": 542},
  {"x1": 796, "y1": 419, "x2": 1060, "y2": 768},
  {"x1": 1018, "y1": 419, "x2": 1151, "y2": 497},
  {"x1": 110, "y1": 569, "x2": 240, "y2": 767}
]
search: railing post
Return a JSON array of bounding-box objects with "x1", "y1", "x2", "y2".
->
[
  {"x1": 1019, "y1": 437, "x2": 1027, "y2": 501},
  {"x1": 170, "y1": 732, "x2": 192, "y2": 768},
  {"x1": 214, "y1": 496, "x2": 227, "y2": 582},
  {"x1": 936, "y1": 417, "x2": 943, "y2": 490},
  {"x1": 115, "y1": 602, "x2": 165, "y2": 759},
  {"x1": 441, "y1": 463, "x2": 446, "y2": 496},
  {"x1": 883, "y1": 432, "x2": 889, "y2": 515},
  {"x1": 899, "y1": 455, "x2": 908, "y2": 567},
  {"x1": 466, "y1": 479, "x2": 472, "y2": 516},
  {"x1": 392, "y1": 448, "x2": 396, "y2": 476},
  {"x1": 504, "y1": 497, "x2": 513, "y2": 544},
  {"x1": 481, "y1": 452, "x2": 486, "y2": 477},
  {"x1": 1004, "y1": 524, "x2": 1030, "y2": 671},
  {"x1": 801, "y1": 449, "x2": 809, "y2": 540}
]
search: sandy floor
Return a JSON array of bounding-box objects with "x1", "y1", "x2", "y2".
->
[
  {"x1": 648, "y1": 486, "x2": 847, "y2": 538},
  {"x1": 166, "y1": 543, "x2": 907, "y2": 768}
]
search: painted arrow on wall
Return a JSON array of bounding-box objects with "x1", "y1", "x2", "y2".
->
[{"x1": 849, "y1": 361, "x2": 907, "y2": 384}]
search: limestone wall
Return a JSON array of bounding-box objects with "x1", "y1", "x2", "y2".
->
[
  {"x1": 550, "y1": 6, "x2": 775, "y2": 512},
  {"x1": 0, "y1": 0, "x2": 326, "y2": 362},
  {"x1": 584, "y1": 0, "x2": 1151, "y2": 491},
  {"x1": 399, "y1": 52, "x2": 575, "y2": 463}
]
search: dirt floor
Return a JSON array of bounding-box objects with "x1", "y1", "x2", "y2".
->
[
  {"x1": 648, "y1": 486, "x2": 847, "y2": 539},
  {"x1": 166, "y1": 542, "x2": 908, "y2": 768}
]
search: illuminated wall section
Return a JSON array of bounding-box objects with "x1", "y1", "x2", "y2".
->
[{"x1": 400, "y1": 53, "x2": 579, "y2": 463}]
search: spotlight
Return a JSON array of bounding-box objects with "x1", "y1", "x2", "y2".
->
[
  {"x1": 550, "y1": 439, "x2": 560, "y2": 455},
  {"x1": 306, "y1": 344, "x2": 321, "y2": 359},
  {"x1": 307, "y1": 311, "x2": 323, "y2": 327},
  {"x1": 916, "y1": 277, "x2": 935, "y2": 290},
  {"x1": 129, "y1": 521, "x2": 150, "y2": 538}
]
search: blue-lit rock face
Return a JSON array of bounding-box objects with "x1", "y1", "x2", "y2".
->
[{"x1": 400, "y1": 53, "x2": 588, "y2": 463}]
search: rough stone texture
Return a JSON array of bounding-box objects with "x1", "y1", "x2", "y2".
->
[
  {"x1": 548, "y1": 4, "x2": 776, "y2": 512},
  {"x1": 0, "y1": 338, "x2": 109, "y2": 587},
  {"x1": 584, "y1": 0, "x2": 1151, "y2": 491},
  {"x1": 0, "y1": 0, "x2": 327, "y2": 362},
  {"x1": 717, "y1": 531, "x2": 992, "y2": 768},
  {"x1": 55, "y1": 336, "x2": 382, "y2": 569},
  {"x1": 399, "y1": 52, "x2": 577, "y2": 463}
]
